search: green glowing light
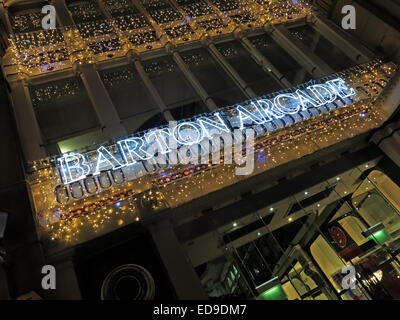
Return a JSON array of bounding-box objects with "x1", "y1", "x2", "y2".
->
[
  {"x1": 259, "y1": 285, "x2": 287, "y2": 300},
  {"x1": 369, "y1": 229, "x2": 391, "y2": 245}
]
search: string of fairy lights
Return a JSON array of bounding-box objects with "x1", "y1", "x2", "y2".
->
[
  {"x1": 218, "y1": 46, "x2": 239, "y2": 58},
  {"x1": 28, "y1": 57, "x2": 183, "y2": 107},
  {"x1": 7, "y1": 0, "x2": 312, "y2": 76},
  {"x1": 101, "y1": 68, "x2": 136, "y2": 87},
  {"x1": 26, "y1": 60, "x2": 398, "y2": 245},
  {"x1": 30, "y1": 80, "x2": 81, "y2": 107},
  {"x1": 7, "y1": 1, "x2": 397, "y2": 246}
]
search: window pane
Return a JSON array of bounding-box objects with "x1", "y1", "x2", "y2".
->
[
  {"x1": 352, "y1": 170, "x2": 400, "y2": 234},
  {"x1": 169, "y1": 101, "x2": 209, "y2": 120},
  {"x1": 248, "y1": 34, "x2": 312, "y2": 85},
  {"x1": 142, "y1": 55, "x2": 205, "y2": 110},
  {"x1": 290, "y1": 24, "x2": 355, "y2": 72},
  {"x1": 215, "y1": 40, "x2": 282, "y2": 96},
  {"x1": 181, "y1": 48, "x2": 246, "y2": 107},
  {"x1": 30, "y1": 77, "x2": 101, "y2": 154},
  {"x1": 104, "y1": 0, "x2": 150, "y2": 30},
  {"x1": 99, "y1": 64, "x2": 161, "y2": 134},
  {"x1": 57, "y1": 130, "x2": 105, "y2": 154},
  {"x1": 10, "y1": 8, "x2": 43, "y2": 33}
]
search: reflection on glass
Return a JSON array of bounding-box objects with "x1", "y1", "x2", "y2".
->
[
  {"x1": 249, "y1": 34, "x2": 313, "y2": 85},
  {"x1": 142, "y1": 55, "x2": 207, "y2": 111},
  {"x1": 288, "y1": 262, "x2": 317, "y2": 296},
  {"x1": 185, "y1": 165, "x2": 400, "y2": 300},
  {"x1": 352, "y1": 170, "x2": 400, "y2": 235},
  {"x1": 290, "y1": 24, "x2": 355, "y2": 72},
  {"x1": 99, "y1": 64, "x2": 162, "y2": 134},
  {"x1": 310, "y1": 235, "x2": 369, "y2": 300},
  {"x1": 180, "y1": 48, "x2": 246, "y2": 107},
  {"x1": 215, "y1": 40, "x2": 282, "y2": 96},
  {"x1": 30, "y1": 77, "x2": 101, "y2": 155}
]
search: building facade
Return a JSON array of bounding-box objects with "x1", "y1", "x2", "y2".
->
[{"x1": 0, "y1": 0, "x2": 400, "y2": 300}]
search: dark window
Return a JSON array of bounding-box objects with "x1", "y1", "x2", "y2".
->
[
  {"x1": 290, "y1": 24, "x2": 355, "y2": 72},
  {"x1": 180, "y1": 48, "x2": 246, "y2": 107},
  {"x1": 99, "y1": 64, "x2": 160, "y2": 134},
  {"x1": 249, "y1": 34, "x2": 312, "y2": 85},
  {"x1": 215, "y1": 40, "x2": 282, "y2": 96}
]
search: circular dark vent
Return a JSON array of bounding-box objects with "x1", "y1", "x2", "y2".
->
[{"x1": 101, "y1": 264, "x2": 155, "y2": 300}]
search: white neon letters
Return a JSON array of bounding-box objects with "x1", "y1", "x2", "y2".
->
[
  {"x1": 307, "y1": 84, "x2": 336, "y2": 104},
  {"x1": 256, "y1": 99, "x2": 285, "y2": 121},
  {"x1": 58, "y1": 153, "x2": 90, "y2": 184},
  {"x1": 145, "y1": 128, "x2": 173, "y2": 154},
  {"x1": 327, "y1": 78, "x2": 356, "y2": 99},
  {"x1": 173, "y1": 122, "x2": 204, "y2": 146},
  {"x1": 197, "y1": 112, "x2": 230, "y2": 138},
  {"x1": 236, "y1": 104, "x2": 266, "y2": 130},
  {"x1": 94, "y1": 146, "x2": 124, "y2": 175},
  {"x1": 56, "y1": 78, "x2": 356, "y2": 185},
  {"x1": 274, "y1": 93, "x2": 301, "y2": 114},
  {"x1": 118, "y1": 137, "x2": 152, "y2": 165}
]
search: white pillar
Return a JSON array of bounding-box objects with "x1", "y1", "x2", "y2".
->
[
  {"x1": 148, "y1": 219, "x2": 208, "y2": 300},
  {"x1": 129, "y1": 53, "x2": 175, "y2": 122},
  {"x1": 77, "y1": 63, "x2": 127, "y2": 139},
  {"x1": 309, "y1": 15, "x2": 376, "y2": 64},
  {"x1": 9, "y1": 79, "x2": 46, "y2": 163},
  {"x1": 378, "y1": 134, "x2": 400, "y2": 168},
  {"x1": 239, "y1": 35, "x2": 292, "y2": 88},
  {"x1": 206, "y1": 40, "x2": 258, "y2": 99},
  {"x1": 378, "y1": 67, "x2": 400, "y2": 120},
  {"x1": 167, "y1": 44, "x2": 218, "y2": 111},
  {"x1": 269, "y1": 24, "x2": 334, "y2": 78}
]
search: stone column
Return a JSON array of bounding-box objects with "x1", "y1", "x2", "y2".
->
[
  {"x1": 167, "y1": 44, "x2": 218, "y2": 111},
  {"x1": 309, "y1": 14, "x2": 376, "y2": 64},
  {"x1": 0, "y1": 5, "x2": 13, "y2": 35},
  {"x1": 129, "y1": 52, "x2": 175, "y2": 122},
  {"x1": 239, "y1": 35, "x2": 292, "y2": 88},
  {"x1": 77, "y1": 63, "x2": 127, "y2": 139},
  {"x1": 205, "y1": 40, "x2": 258, "y2": 99},
  {"x1": 9, "y1": 79, "x2": 47, "y2": 163},
  {"x1": 51, "y1": 0, "x2": 75, "y2": 27},
  {"x1": 378, "y1": 132, "x2": 400, "y2": 168},
  {"x1": 268, "y1": 24, "x2": 334, "y2": 78},
  {"x1": 371, "y1": 68, "x2": 400, "y2": 166},
  {"x1": 148, "y1": 219, "x2": 208, "y2": 300},
  {"x1": 371, "y1": 122, "x2": 400, "y2": 168}
]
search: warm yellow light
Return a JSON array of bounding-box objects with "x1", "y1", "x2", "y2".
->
[{"x1": 373, "y1": 270, "x2": 383, "y2": 282}]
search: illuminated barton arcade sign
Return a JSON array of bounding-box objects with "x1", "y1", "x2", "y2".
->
[{"x1": 54, "y1": 78, "x2": 356, "y2": 202}]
